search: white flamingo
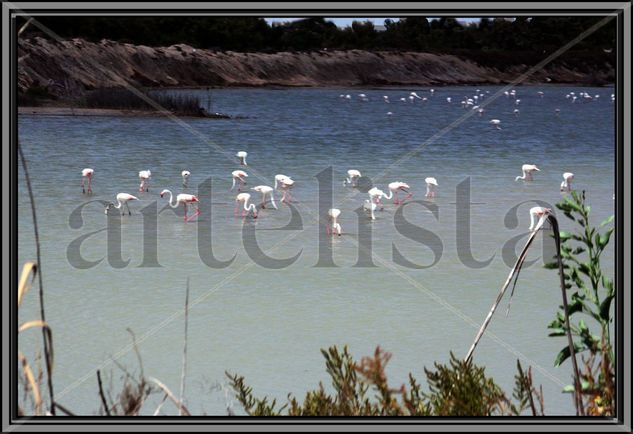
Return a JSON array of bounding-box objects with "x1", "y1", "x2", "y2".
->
[
  {"x1": 275, "y1": 175, "x2": 295, "y2": 203},
  {"x1": 231, "y1": 170, "x2": 248, "y2": 191},
  {"x1": 490, "y1": 119, "x2": 501, "y2": 130},
  {"x1": 560, "y1": 172, "x2": 574, "y2": 192},
  {"x1": 388, "y1": 182, "x2": 412, "y2": 205},
  {"x1": 344, "y1": 169, "x2": 362, "y2": 187},
  {"x1": 138, "y1": 170, "x2": 151, "y2": 192},
  {"x1": 410, "y1": 92, "x2": 422, "y2": 100},
  {"x1": 368, "y1": 187, "x2": 389, "y2": 209},
  {"x1": 160, "y1": 189, "x2": 200, "y2": 222},
  {"x1": 182, "y1": 170, "x2": 191, "y2": 188},
  {"x1": 363, "y1": 199, "x2": 377, "y2": 220},
  {"x1": 81, "y1": 168, "x2": 94, "y2": 194},
  {"x1": 327, "y1": 208, "x2": 342, "y2": 236},
  {"x1": 234, "y1": 192, "x2": 257, "y2": 218},
  {"x1": 515, "y1": 164, "x2": 540, "y2": 182},
  {"x1": 236, "y1": 151, "x2": 248, "y2": 166},
  {"x1": 105, "y1": 193, "x2": 139, "y2": 216},
  {"x1": 528, "y1": 206, "x2": 552, "y2": 231},
  {"x1": 383, "y1": 96, "x2": 390, "y2": 103},
  {"x1": 251, "y1": 185, "x2": 277, "y2": 209},
  {"x1": 425, "y1": 177, "x2": 438, "y2": 198}
]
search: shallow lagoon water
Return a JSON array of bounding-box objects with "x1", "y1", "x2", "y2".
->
[{"x1": 18, "y1": 86, "x2": 615, "y2": 415}]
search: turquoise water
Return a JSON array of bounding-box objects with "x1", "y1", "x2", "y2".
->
[{"x1": 18, "y1": 86, "x2": 615, "y2": 415}]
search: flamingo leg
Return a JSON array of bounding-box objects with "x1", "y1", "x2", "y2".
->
[
  {"x1": 393, "y1": 191, "x2": 399, "y2": 205},
  {"x1": 402, "y1": 189, "x2": 413, "y2": 202},
  {"x1": 326, "y1": 226, "x2": 331, "y2": 236},
  {"x1": 183, "y1": 203, "x2": 188, "y2": 221},
  {"x1": 81, "y1": 177, "x2": 86, "y2": 194},
  {"x1": 126, "y1": 202, "x2": 131, "y2": 215},
  {"x1": 234, "y1": 204, "x2": 239, "y2": 217},
  {"x1": 87, "y1": 177, "x2": 92, "y2": 194}
]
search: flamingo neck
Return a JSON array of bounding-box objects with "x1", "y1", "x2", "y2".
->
[
  {"x1": 115, "y1": 199, "x2": 123, "y2": 209},
  {"x1": 164, "y1": 190, "x2": 178, "y2": 208},
  {"x1": 383, "y1": 190, "x2": 393, "y2": 199}
]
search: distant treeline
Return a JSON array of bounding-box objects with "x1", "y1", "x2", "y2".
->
[{"x1": 19, "y1": 16, "x2": 615, "y2": 55}]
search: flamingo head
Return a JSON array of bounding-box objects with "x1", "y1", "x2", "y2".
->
[{"x1": 160, "y1": 189, "x2": 169, "y2": 198}]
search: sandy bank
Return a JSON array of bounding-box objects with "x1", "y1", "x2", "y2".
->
[{"x1": 18, "y1": 38, "x2": 614, "y2": 98}]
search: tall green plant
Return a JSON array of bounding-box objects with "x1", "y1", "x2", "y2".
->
[{"x1": 545, "y1": 190, "x2": 615, "y2": 415}]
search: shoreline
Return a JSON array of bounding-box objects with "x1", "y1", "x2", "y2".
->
[{"x1": 17, "y1": 106, "x2": 233, "y2": 118}]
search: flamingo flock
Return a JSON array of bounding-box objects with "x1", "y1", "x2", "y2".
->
[{"x1": 85, "y1": 86, "x2": 603, "y2": 233}]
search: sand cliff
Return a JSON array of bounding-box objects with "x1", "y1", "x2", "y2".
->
[{"x1": 18, "y1": 37, "x2": 613, "y2": 98}]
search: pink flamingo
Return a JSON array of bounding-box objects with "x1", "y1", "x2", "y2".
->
[
  {"x1": 515, "y1": 164, "x2": 540, "y2": 182},
  {"x1": 275, "y1": 174, "x2": 295, "y2": 203},
  {"x1": 231, "y1": 170, "x2": 248, "y2": 191},
  {"x1": 251, "y1": 185, "x2": 277, "y2": 209},
  {"x1": 81, "y1": 168, "x2": 94, "y2": 194},
  {"x1": 528, "y1": 206, "x2": 552, "y2": 231},
  {"x1": 160, "y1": 189, "x2": 200, "y2": 222},
  {"x1": 104, "y1": 193, "x2": 138, "y2": 216},
  {"x1": 326, "y1": 208, "x2": 342, "y2": 236},
  {"x1": 368, "y1": 187, "x2": 389, "y2": 210},
  {"x1": 234, "y1": 193, "x2": 258, "y2": 218},
  {"x1": 425, "y1": 177, "x2": 438, "y2": 198},
  {"x1": 387, "y1": 182, "x2": 412, "y2": 205},
  {"x1": 138, "y1": 170, "x2": 151, "y2": 192}
]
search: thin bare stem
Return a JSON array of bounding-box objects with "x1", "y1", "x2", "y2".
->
[
  {"x1": 179, "y1": 278, "x2": 190, "y2": 416},
  {"x1": 464, "y1": 217, "x2": 545, "y2": 363},
  {"x1": 97, "y1": 370, "x2": 111, "y2": 416},
  {"x1": 18, "y1": 142, "x2": 55, "y2": 415},
  {"x1": 548, "y1": 215, "x2": 584, "y2": 416},
  {"x1": 148, "y1": 377, "x2": 191, "y2": 416}
]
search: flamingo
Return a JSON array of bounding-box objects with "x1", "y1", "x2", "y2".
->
[
  {"x1": 251, "y1": 185, "x2": 277, "y2": 209},
  {"x1": 555, "y1": 108, "x2": 561, "y2": 115},
  {"x1": 490, "y1": 119, "x2": 502, "y2": 130},
  {"x1": 275, "y1": 175, "x2": 295, "y2": 203},
  {"x1": 104, "y1": 193, "x2": 138, "y2": 216},
  {"x1": 446, "y1": 97, "x2": 452, "y2": 103},
  {"x1": 515, "y1": 164, "x2": 540, "y2": 182},
  {"x1": 383, "y1": 95, "x2": 390, "y2": 103},
  {"x1": 236, "y1": 151, "x2": 248, "y2": 166},
  {"x1": 327, "y1": 208, "x2": 342, "y2": 236},
  {"x1": 138, "y1": 170, "x2": 151, "y2": 192},
  {"x1": 537, "y1": 91, "x2": 544, "y2": 98},
  {"x1": 388, "y1": 182, "x2": 412, "y2": 205},
  {"x1": 234, "y1": 192, "x2": 257, "y2": 218},
  {"x1": 560, "y1": 172, "x2": 574, "y2": 192},
  {"x1": 387, "y1": 111, "x2": 394, "y2": 116},
  {"x1": 160, "y1": 189, "x2": 200, "y2": 222},
  {"x1": 513, "y1": 109, "x2": 520, "y2": 116},
  {"x1": 429, "y1": 89, "x2": 435, "y2": 95},
  {"x1": 410, "y1": 92, "x2": 422, "y2": 100},
  {"x1": 368, "y1": 187, "x2": 389, "y2": 209},
  {"x1": 231, "y1": 170, "x2": 248, "y2": 191},
  {"x1": 81, "y1": 168, "x2": 94, "y2": 194},
  {"x1": 528, "y1": 206, "x2": 552, "y2": 231},
  {"x1": 425, "y1": 177, "x2": 438, "y2": 198},
  {"x1": 344, "y1": 169, "x2": 361, "y2": 187},
  {"x1": 363, "y1": 199, "x2": 377, "y2": 220},
  {"x1": 182, "y1": 170, "x2": 191, "y2": 188}
]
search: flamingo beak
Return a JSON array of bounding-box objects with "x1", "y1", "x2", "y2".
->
[{"x1": 160, "y1": 193, "x2": 164, "y2": 198}]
